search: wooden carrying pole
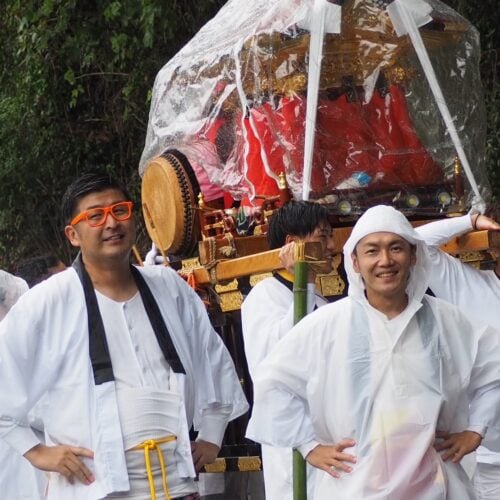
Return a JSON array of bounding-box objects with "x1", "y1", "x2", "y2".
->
[
  {"x1": 191, "y1": 229, "x2": 498, "y2": 286},
  {"x1": 293, "y1": 241, "x2": 309, "y2": 500},
  {"x1": 331, "y1": 226, "x2": 499, "y2": 256},
  {"x1": 191, "y1": 241, "x2": 325, "y2": 285},
  {"x1": 440, "y1": 229, "x2": 500, "y2": 254}
]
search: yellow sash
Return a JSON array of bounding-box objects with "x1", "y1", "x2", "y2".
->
[{"x1": 130, "y1": 435, "x2": 177, "y2": 500}]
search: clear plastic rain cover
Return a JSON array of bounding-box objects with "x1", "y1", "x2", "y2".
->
[{"x1": 140, "y1": 0, "x2": 490, "y2": 217}]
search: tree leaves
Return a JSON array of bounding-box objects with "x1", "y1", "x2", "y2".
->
[{"x1": 0, "y1": 0, "x2": 228, "y2": 268}]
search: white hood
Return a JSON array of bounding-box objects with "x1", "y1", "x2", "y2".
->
[{"x1": 343, "y1": 205, "x2": 431, "y2": 303}]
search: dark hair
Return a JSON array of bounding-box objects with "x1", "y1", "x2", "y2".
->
[
  {"x1": 61, "y1": 172, "x2": 132, "y2": 224},
  {"x1": 15, "y1": 254, "x2": 64, "y2": 288},
  {"x1": 267, "y1": 200, "x2": 331, "y2": 249}
]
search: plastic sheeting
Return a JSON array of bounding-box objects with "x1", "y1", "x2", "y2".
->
[{"x1": 140, "y1": 0, "x2": 490, "y2": 215}]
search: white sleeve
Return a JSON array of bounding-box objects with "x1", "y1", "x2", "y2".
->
[
  {"x1": 297, "y1": 440, "x2": 321, "y2": 459},
  {"x1": 246, "y1": 317, "x2": 319, "y2": 449},
  {"x1": 415, "y1": 215, "x2": 478, "y2": 304},
  {"x1": 196, "y1": 404, "x2": 232, "y2": 447},
  {"x1": 241, "y1": 280, "x2": 295, "y2": 381},
  {"x1": 425, "y1": 247, "x2": 476, "y2": 304},
  {"x1": 170, "y1": 270, "x2": 249, "y2": 428},
  {"x1": 0, "y1": 291, "x2": 58, "y2": 455},
  {"x1": 1, "y1": 427, "x2": 40, "y2": 456},
  {"x1": 247, "y1": 378, "x2": 316, "y2": 449},
  {"x1": 467, "y1": 325, "x2": 500, "y2": 451},
  {"x1": 415, "y1": 215, "x2": 472, "y2": 247}
]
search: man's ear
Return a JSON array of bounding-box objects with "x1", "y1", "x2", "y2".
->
[
  {"x1": 64, "y1": 225, "x2": 81, "y2": 248},
  {"x1": 352, "y1": 252, "x2": 360, "y2": 273},
  {"x1": 285, "y1": 234, "x2": 297, "y2": 244}
]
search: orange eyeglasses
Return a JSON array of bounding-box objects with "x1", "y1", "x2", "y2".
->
[{"x1": 71, "y1": 201, "x2": 134, "y2": 227}]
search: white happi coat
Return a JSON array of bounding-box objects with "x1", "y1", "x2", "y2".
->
[
  {"x1": 416, "y1": 215, "x2": 500, "y2": 467},
  {"x1": 0, "y1": 265, "x2": 249, "y2": 500},
  {"x1": 242, "y1": 275, "x2": 324, "y2": 500},
  {"x1": 247, "y1": 205, "x2": 500, "y2": 499}
]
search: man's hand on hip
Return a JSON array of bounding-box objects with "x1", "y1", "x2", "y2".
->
[
  {"x1": 191, "y1": 440, "x2": 220, "y2": 473},
  {"x1": 24, "y1": 443, "x2": 95, "y2": 485},
  {"x1": 305, "y1": 439, "x2": 357, "y2": 478},
  {"x1": 434, "y1": 430, "x2": 482, "y2": 463}
]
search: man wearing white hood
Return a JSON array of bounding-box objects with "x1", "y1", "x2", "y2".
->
[{"x1": 246, "y1": 205, "x2": 500, "y2": 499}]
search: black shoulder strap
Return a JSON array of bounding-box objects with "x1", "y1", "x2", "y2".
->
[
  {"x1": 73, "y1": 255, "x2": 186, "y2": 385},
  {"x1": 130, "y1": 266, "x2": 185, "y2": 374},
  {"x1": 272, "y1": 271, "x2": 294, "y2": 292},
  {"x1": 72, "y1": 254, "x2": 114, "y2": 385}
]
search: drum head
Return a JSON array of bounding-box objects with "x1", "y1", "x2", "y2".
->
[{"x1": 141, "y1": 151, "x2": 200, "y2": 256}]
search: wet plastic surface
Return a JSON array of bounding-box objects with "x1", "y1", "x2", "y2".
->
[{"x1": 140, "y1": 0, "x2": 490, "y2": 216}]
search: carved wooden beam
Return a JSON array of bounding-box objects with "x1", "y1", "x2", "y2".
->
[
  {"x1": 192, "y1": 241, "x2": 324, "y2": 285},
  {"x1": 198, "y1": 234, "x2": 268, "y2": 265}
]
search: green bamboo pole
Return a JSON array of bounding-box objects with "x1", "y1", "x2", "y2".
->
[
  {"x1": 293, "y1": 260, "x2": 309, "y2": 324},
  {"x1": 293, "y1": 242, "x2": 308, "y2": 500}
]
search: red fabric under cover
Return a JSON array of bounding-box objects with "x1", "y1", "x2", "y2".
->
[{"x1": 205, "y1": 84, "x2": 444, "y2": 202}]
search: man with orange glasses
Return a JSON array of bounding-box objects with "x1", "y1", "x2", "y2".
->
[{"x1": 0, "y1": 172, "x2": 248, "y2": 499}]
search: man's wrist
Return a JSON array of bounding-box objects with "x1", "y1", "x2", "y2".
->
[
  {"x1": 24, "y1": 443, "x2": 44, "y2": 460},
  {"x1": 471, "y1": 213, "x2": 481, "y2": 231},
  {"x1": 197, "y1": 412, "x2": 230, "y2": 448},
  {"x1": 297, "y1": 440, "x2": 320, "y2": 459}
]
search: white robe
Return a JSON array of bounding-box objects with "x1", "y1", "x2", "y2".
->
[
  {"x1": 0, "y1": 425, "x2": 47, "y2": 499},
  {"x1": 242, "y1": 276, "x2": 324, "y2": 382},
  {"x1": 247, "y1": 205, "x2": 500, "y2": 499},
  {"x1": 0, "y1": 270, "x2": 47, "y2": 498},
  {"x1": 242, "y1": 276, "x2": 324, "y2": 500},
  {"x1": 416, "y1": 215, "x2": 500, "y2": 466},
  {"x1": 0, "y1": 265, "x2": 249, "y2": 500}
]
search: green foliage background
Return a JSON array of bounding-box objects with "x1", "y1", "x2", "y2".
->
[{"x1": 0, "y1": 0, "x2": 498, "y2": 269}]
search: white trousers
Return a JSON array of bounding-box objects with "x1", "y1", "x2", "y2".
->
[{"x1": 473, "y1": 463, "x2": 500, "y2": 500}]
